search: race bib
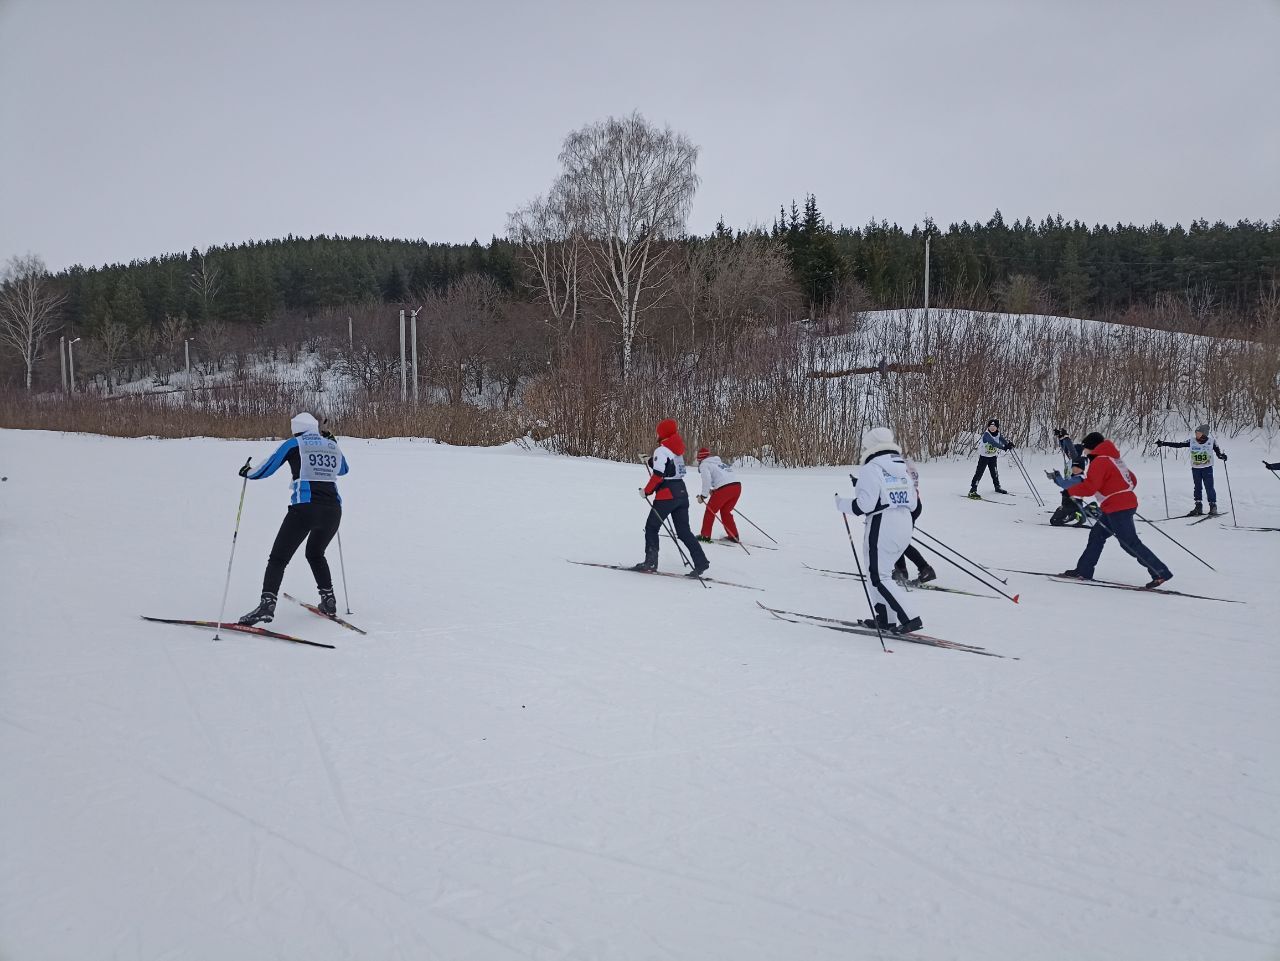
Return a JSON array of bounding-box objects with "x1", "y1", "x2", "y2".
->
[
  {"x1": 883, "y1": 473, "x2": 912, "y2": 508},
  {"x1": 298, "y1": 435, "x2": 341, "y2": 482},
  {"x1": 983, "y1": 443, "x2": 1000, "y2": 457}
]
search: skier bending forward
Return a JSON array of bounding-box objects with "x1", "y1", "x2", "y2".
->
[
  {"x1": 835, "y1": 427, "x2": 923, "y2": 635},
  {"x1": 239, "y1": 412, "x2": 349, "y2": 625}
]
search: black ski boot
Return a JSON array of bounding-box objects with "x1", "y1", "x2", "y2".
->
[
  {"x1": 632, "y1": 552, "x2": 658, "y2": 572},
  {"x1": 239, "y1": 592, "x2": 277, "y2": 626},
  {"x1": 859, "y1": 603, "x2": 890, "y2": 631},
  {"x1": 994, "y1": 487, "x2": 1010, "y2": 495},
  {"x1": 915, "y1": 564, "x2": 937, "y2": 584},
  {"x1": 1186, "y1": 504, "x2": 1203, "y2": 517},
  {"x1": 967, "y1": 489, "x2": 981, "y2": 500},
  {"x1": 686, "y1": 560, "x2": 710, "y2": 579},
  {"x1": 1208, "y1": 505, "x2": 1220, "y2": 517},
  {"x1": 318, "y1": 588, "x2": 337, "y2": 616},
  {"x1": 893, "y1": 616, "x2": 924, "y2": 635}
]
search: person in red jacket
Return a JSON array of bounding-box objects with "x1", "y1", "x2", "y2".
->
[
  {"x1": 634, "y1": 418, "x2": 710, "y2": 576},
  {"x1": 1052, "y1": 431, "x2": 1172, "y2": 588}
]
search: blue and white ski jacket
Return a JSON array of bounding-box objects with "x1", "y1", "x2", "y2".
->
[
  {"x1": 249, "y1": 431, "x2": 349, "y2": 506},
  {"x1": 980, "y1": 431, "x2": 1013, "y2": 457}
]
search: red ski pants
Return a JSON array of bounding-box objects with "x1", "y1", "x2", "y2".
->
[{"x1": 700, "y1": 483, "x2": 741, "y2": 539}]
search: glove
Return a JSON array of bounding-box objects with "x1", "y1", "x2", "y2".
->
[
  {"x1": 321, "y1": 429, "x2": 336, "y2": 441},
  {"x1": 1155, "y1": 440, "x2": 1167, "y2": 447},
  {"x1": 1044, "y1": 469, "x2": 1059, "y2": 480},
  {"x1": 238, "y1": 462, "x2": 252, "y2": 478},
  {"x1": 1052, "y1": 428, "x2": 1066, "y2": 439},
  {"x1": 1217, "y1": 451, "x2": 1227, "y2": 462},
  {"x1": 697, "y1": 495, "x2": 706, "y2": 504},
  {"x1": 639, "y1": 488, "x2": 649, "y2": 499},
  {"x1": 1005, "y1": 441, "x2": 1016, "y2": 450}
]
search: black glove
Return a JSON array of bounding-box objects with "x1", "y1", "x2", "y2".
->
[
  {"x1": 1217, "y1": 451, "x2": 1227, "y2": 462},
  {"x1": 321, "y1": 429, "x2": 335, "y2": 441},
  {"x1": 1005, "y1": 441, "x2": 1016, "y2": 451},
  {"x1": 1155, "y1": 440, "x2": 1167, "y2": 447},
  {"x1": 1052, "y1": 428, "x2": 1066, "y2": 439},
  {"x1": 238, "y1": 462, "x2": 252, "y2": 478},
  {"x1": 1044, "y1": 469, "x2": 1059, "y2": 480}
]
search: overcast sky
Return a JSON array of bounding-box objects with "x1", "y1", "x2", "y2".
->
[{"x1": 1, "y1": 0, "x2": 1277, "y2": 271}]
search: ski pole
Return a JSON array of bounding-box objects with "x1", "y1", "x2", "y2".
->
[
  {"x1": 1133, "y1": 510, "x2": 1216, "y2": 571},
  {"x1": 913, "y1": 525, "x2": 1009, "y2": 584},
  {"x1": 699, "y1": 496, "x2": 750, "y2": 555},
  {"x1": 910, "y1": 537, "x2": 1021, "y2": 604},
  {"x1": 1222, "y1": 460, "x2": 1238, "y2": 528},
  {"x1": 1010, "y1": 448, "x2": 1044, "y2": 507},
  {"x1": 214, "y1": 458, "x2": 252, "y2": 640},
  {"x1": 839, "y1": 507, "x2": 888, "y2": 653},
  {"x1": 1158, "y1": 445, "x2": 1170, "y2": 519},
  {"x1": 336, "y1": 531, "x2": 352, "y2": 613},
  {"x1": 734, "y1": 508, "x2": 778, "y2": 545},
  {"x1": 643, "y1": 493, "x2": 709, "y2": 588}
]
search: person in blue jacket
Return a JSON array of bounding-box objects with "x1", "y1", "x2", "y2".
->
[
  {"x1": 239, "y1": 412, "x2": 349, "y2": 625},
  {"x1": 968, "y1": 418, "x2": 1014, "y2": 498}
]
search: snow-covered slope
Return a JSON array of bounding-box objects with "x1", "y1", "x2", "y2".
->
[{"x1": 2, "y1": 430, "x2": 1278, "y2": 960}]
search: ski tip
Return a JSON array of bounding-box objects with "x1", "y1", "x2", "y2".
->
[{"x1": 1012, "y1": 594, "x2": 1021, "y2": 604}]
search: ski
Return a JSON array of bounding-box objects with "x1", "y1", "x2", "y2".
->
[
  {"x1": 282, "y1": 592, "x2": 367, "y2": 634},
  {"x1": 141, "y1": 616, "x2": 335, "y2": 649},
  {"x1": 801, "y1": 563, "x2": 995, "y2": 599},
  {"x1": 757, "y1": 603, "x2": 1010, "y2": 658},
  {"x1": 958, "y1": 494, "x2": 1014, "y2": 506},
  {"x1": 709, "y1": 538, "x2": 777, "y2": 551},
  {"x1": 1187, "y1": 514, "x2": 1219, "y2": 526},
  {"x1": 1000, "y1": 570, "x2": 1243, "y2": 604},
  {"x1": 568, "y1": 561, "x2": 762, "y2": 591},
  {"x1": 1226, "y1": 526, "x2": 1280, "y2": 532}
]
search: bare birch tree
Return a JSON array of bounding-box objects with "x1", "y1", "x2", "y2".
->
[
  {"x1": 0, "y1": 254, "x2": 65, "y2": 390},
  {"x1": 96, "y1": 321, "x2": 130, "y2": 392},
  {"x1": 189, "y1": 250, "x2": 222, "y2": 320},
  {"x1": 507, "y1": 188, "x2": 581, "y2": 340},
  {"x1": 555, "y1": 112, "x2": 699, "y2": 378}
]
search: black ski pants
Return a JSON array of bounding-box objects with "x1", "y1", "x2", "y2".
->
[
  {"x1": 262, "y1": 501, "x2": 342, "y2": 596},
  {"x1": 644, "y1": 495, "x2": 708, "y2": 569},
  {"x1": 970, "y1": 455, "x2": 1001, "y2": 491}
]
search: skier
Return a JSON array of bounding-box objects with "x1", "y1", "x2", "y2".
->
[
  {"x1": 1266, "y1": 461, "x2": 1280, "y2": 472},
  {"x1": 238, "y1": 412, "x2": 349, "y2": 625},
  {"x1": 968, "y1": 418, "x2": 1014, "y2": 498},
  {"x1": 892, "y1": 456, "x2": 936, "y2": 584},
  {"x1": 835, "y1": 427, "x2": 923, "y2": 634},
  {"x1": 1053, "y1": 431, "x2": 1172, "y2": 588},
  {"x1": 694, "y1": 447, "x2": 742, "y2": 543},
  {"x1": 635, "y1": 418, "x2": 709, "y2": 577},
  {"x1": 1047, "y1": 431, "x2": 1088, "y2": 527},
  {"x1": 1155, "y1": 424, "x2": 1227, "y2": 516}
]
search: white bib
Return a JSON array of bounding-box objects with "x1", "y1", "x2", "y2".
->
[
  {"x1": 298, "y1": 434, "x2": 342, "y2": 483},
  {"x1": 1189, "y1": 436, "x2": 1213, "y2": 468}
]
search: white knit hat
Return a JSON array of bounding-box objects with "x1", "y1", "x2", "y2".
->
[
  {"x1": 861, "y1": 426, "x2": 900, "y2": 461},
  {"x1": 290, "y1": 412, "x2": 319, "y2": 435}
]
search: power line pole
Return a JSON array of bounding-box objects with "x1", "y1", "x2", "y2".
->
[
  {"x1": 399, "y1": 308, "x2": 407, "y2": 402},
  {"x1": 410, "y1": 306, "x2": 421, "y2": 407},
  {"x1": 923, "y1": 234, "x2": 931, "y2": 363}
]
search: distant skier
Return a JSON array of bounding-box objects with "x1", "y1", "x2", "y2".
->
[
  {"x1": 1155, "y1": 424, "x2": 1227, "y2": 516},
  {"x1": 836, "y1": 427, "x2": 923, "y2": 634},
  {"x1": 635, "y1": 419, "x2": 709, "y2": 577},
  {"x1": 968, "y1": 418, "x2": 1014, "y2": 498},
  {"x1": 1047, "y1": 430, "x2": 1088, "y2": 527},
  {"x1": 239, "y1": 413, "x2": 349, "y2": 625},
  {"x1": 1054, "y1": 431, "x2": 1172, "y2": 588},
  {"x1": 1266, "y1": 461, "x2": 1280, "y2": 472},
  {"x1": 892, "y1": 456, "x2": 936, "y2": 584},
  {"x1": 694, "y1": 447, "x2": 742, "y2": 544}
]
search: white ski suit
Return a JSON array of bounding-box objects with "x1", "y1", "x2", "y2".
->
[{"x1": 836, "y1": 452, "x2": 919, "y2": 626}]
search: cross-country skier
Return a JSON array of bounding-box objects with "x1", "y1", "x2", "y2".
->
[
  {"x1": 1047, "y1": 430, "x2": 1088, "y2": 527},
  {"x1": 239, "y1": 412, "x2": 349, "y2": 625},
  {"x1": 892, "y1": 456, "x2": 936, "y2": 584},
  {"x1": 835, "y1": 427, "x2": 923, "y2": 634},
  {"x1": 1266, "y1": 461, "x2": 1280, "y2": 472},
  {"x1": 968, "y1": 418, "x2": 1014, "y2": 498},
  {"x1": 635, "y1": 419, "x2": 709, "y2": 577},
  {"x1": 1155, "y1": 424, "x2": 1227, "y2": 516},
  {"x1": 1053, "y1": 431, "x2": 1172, "y2": 588},
  {"x1": 694, "y1": 447, "x2": 742, "y2": 543}
]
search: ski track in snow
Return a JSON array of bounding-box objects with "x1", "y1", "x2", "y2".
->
[{"x1": 2, "y1": 429, "x2": 1278, "y2": 960}]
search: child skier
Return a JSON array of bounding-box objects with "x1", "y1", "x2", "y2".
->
[
  {"x1": 1155, "y1": 424, "x2": 1228, "y2": 516},
  {"x1": 239, "y1": 412, "x2": 349, "y2": 625},
  {"x1": 1047, "y1": 431, "x2": 1088, "y2": 526},
  {"x1": 968, "y1": 418, "x2": 1014, "y2": 498},
  {"x1": 835, "y1": 427, "x2": 923, "y2": 634},
  {"x1": 694, "y1": 447, "x2": 742, "y2": 543},
  {"x1": 1053, "y1": 431, "x2": 1172, "y2": 588},
  {"x1": 635, "y1": 419, "x2": 709, "y2": 577}
]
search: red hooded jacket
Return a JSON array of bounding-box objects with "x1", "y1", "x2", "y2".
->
[
  {"x1": 1067, "y1": 439, "x2": 1139, "y2": 513},
  {"x1": 644, "y1": 419, "x2": 687, "y2": 501}
]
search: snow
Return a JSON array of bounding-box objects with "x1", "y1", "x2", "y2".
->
[{"x1": 2, "y1": 429, "x2": 1278, "y2": 960}]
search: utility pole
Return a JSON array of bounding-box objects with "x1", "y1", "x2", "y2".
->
[
  {"x1": 399, "y1": 308, "x2": 407, "y2": 402},
  {"x1": 410, "y1": 306, "x2": 421, "y2": 406},
  {"x1": 68, "y1": 338, "x2": 81, "y2": 393},
  {"x1": 185, "y1": 338, "x2": 192, "y2": 395},
  {"x1": 347, "y1": 315, "x2": 353, "y2": 350},
  {"x1": 923, "y1": 234, "x2": 931, "y2": 363},
  {"x1": 60, "y1": 335, "x2": 67, "y2": 392}
]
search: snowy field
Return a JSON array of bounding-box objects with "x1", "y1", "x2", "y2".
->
[{"x1": 2, "y1": 428, "x2": 1279, "y2": 961}]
